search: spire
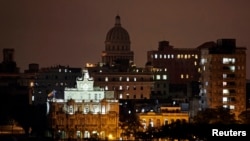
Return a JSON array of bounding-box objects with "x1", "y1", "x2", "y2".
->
[{"x1": 115, "y1": 15, "x2": 121, "y2": 26}]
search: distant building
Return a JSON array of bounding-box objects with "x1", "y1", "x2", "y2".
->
[
  {"x1": 146, "y1": 41, "x2": 200, "y2": 99},
  {"x1": 49, "y1": 70, "x2": 119, "y2": 140},
  {"x1": 198, "y1": 38, "x2": 247, "y2": 118},
  {"x1": 137, "y1": 106, "x2": 189, "y2": 131},
  {"x1": 102, "y1": 15, "x2": 134, "y2": 68},
  {"x1": 0, "y1": 48, "x2": 19, "y2": 73},
  {"x1": 32, "y1": 65, "x2": 82, "y2": 105},
  {"x1": 147, "y1": 41, "x2": 200, "y2": 84},
  {"x1": 88, "y1": 15, "x2": 154, "y2": 100},
  {"x1": 87, "y1": 65, "x2": 154, "y2": 100}
]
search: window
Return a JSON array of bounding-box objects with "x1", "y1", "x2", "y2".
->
[
  {"x1": 105, "y1": 86, "x2": 108, "y2": 90},
  {"x1": 134, "y1": 77, "x2": 137, "y2": 81},
  {"x1": 119, "y1": 94, "x2": 123, "y2": 99},
  {"x1": 68, "y1": 105, "x2": 74, "y2": 114},
  {"x1": 156, "y1": 75, "x2": 161, "y2": 80},
  {"x1": 126, "y1": 77, "x2": 129, "y2": 81},
  {"x1": 126, "y1": 93, "x2": 129, "y2": 99},
  {"x1": 133, "y1": 86, "x2": 136, "y2": 90},
  {"x1": 141, "y1": 94, "x2": 143, "y2": 99},
  {"x1": 154, "y1": 54, "x2": 158, "y2": 59}
]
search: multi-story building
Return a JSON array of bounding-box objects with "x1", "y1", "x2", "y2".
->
[
  {"x1": 147, "y1": 40, "x2": 200, "y2": 99},
  {"x1": 138, "y1": 106, "x2": 189, "y2": 131},
  {"x1": 87, "y1": 65, "x2": 154, "y2": 100},
  {"x1": 49, "y1": 70, "x2": 119, "y2": 140},
  {"x1": 32, "y1": 65, "x2": 82, "y2": 105},
  {"x1": 147, "y1": 41, "x2": 200, "y2": 84},
  {"x1": 0, "y1": 48, "x2": 19, "y2": 73},
  {"x1": 198, "y1": 38, "x2": 246, "y2": 118},
  {"x1": 88, "y1": 15, "x2": 154, "y2": 100}
]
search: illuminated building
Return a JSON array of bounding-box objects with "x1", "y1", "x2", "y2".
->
[
  {"x1": 87, "y1": 15, "x2": 154, "y2": 100},
  {"x1": 49, "y1": 69, "x2": 119, "y2": 140},
  {"x1": 147, "y1": 41, "x2": 200, "y2": 99},
  {"x1": 138, "y1": 106, "x2": 189, "y2": 131},
  {"x1": 32, "y1": 65, "x2": 82, "y2": 105},
  {"x1": 87, "y1": 67, "x2": 154, "y2": 100},
  {"x1": 198, "y1": 39, "x2": 246, "y2": 118},
  {"x1": 147, "y1": 41, "x2": 200, "y2": 84}
]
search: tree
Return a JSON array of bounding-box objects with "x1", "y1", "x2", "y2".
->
[
  {"x1": 238, "y1": 110, "x2": 250, "y2": 124},
  {"x1": 193, "y1": 107, "x2": 237, "y2": 124}
]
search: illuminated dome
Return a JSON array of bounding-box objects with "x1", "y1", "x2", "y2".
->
[{"x1": 105, "y1": 15, "x2": 130, "y2": 43}]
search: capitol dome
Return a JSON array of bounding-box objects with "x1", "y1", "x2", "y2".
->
[{"x1": 105, "y1": 15, "x2": 130, "y2": 43}]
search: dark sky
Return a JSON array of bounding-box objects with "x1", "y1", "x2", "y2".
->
[{"x1": 0, "y1": 0, "x2": 249, "y2": 79}]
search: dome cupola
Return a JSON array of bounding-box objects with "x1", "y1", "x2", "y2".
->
[{"x1": 105, "y1": 15, "x2": 130, "y2": 43}]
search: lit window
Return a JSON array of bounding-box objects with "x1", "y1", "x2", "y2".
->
[
  {"x1": 30, "y1": 82, "x2": 34, "y2": 87},
  {"x1": 223, "y1": 82, "x2": 227, "y2": 86},
  {"x1": 195, "y1": 54, "x2": 198, "y2": 59},
  {"x1": 164, "y1": 54, "x2": 167, "y2": 59},
  {"x1": 223, "y1": 97, "x2": 228, "y2": 103},
  {"x1": 119, "y1": 94, "x2": 123, "y2": 99},
  {"x1": 168, "y1": 54, "x2": 170, "y2": 59},
  {"x1": 159, "y1": 54, "x2": 162, "y2": 58},
  {"x1": 181, "y1": 74, "x2": 184, "y2": 79},
  {"x1": 119, "y1": 85, "x2": 123, "y2": 90},
  {"x1": 184, "y1": 54, "x2": 187, "y2": 59},
  {"x1": 126, "y1": 86, "x2": 129, "y2": 90},
  {"x1": 126, "y1": 77, "x2": 129, "y2": 81},
  {"x1": 223, "y1": 74, "x2": 227, "y2": 78},
  {"x1": 105, "y1": 77, "x2": 108, "y2": 82},
  {"x1": 156, "y1": 75, "x2": 161, "y2": 80},
  {"x1": 134, "y1": 77, "x2": 137, "y2": 81},
  {"x1": 194, "y1": 61, "x2": 197, "y2": 66},
  {"x1": 163, "y1": 75, "x2": 167, "y2": 80},
  {"x1": 119, "y1": 77, "x2": 122, "y2": 81},
  {"x1": 149, "y1": 119, "x2": 154, "y2": 127},
  {"x1": 223, "y1": 58, "x2": 235, "y2": 64},
  {"x1": 230, "y1": 66, "x2": 235, "y2": 72},
  {"x1": 171, "y1": 54, "x2": 174, "y2": 58},
  {"x1": 223, "y1": 89, "x2": 229, "y2": 94},
  {"x1": 201, "y1": 58, "x2": 206, "y2": 65},
  {"x1": 205, "y1": 82, "x2": 208, "y2": 86},
  {"x1": 229, "y1": 105, "x2": 235, "y2": 110},
  {"x1": 177, "y1": 54, "x2": 180, "y2": 59},
  {"x1": 186, "y1": 74, "x2": 189, "y2": 79},
  {"x1": 154, "y1": 54, "x2": 158, "y2": 59},
  {"x1": 105, "y1": 86, "x2": 108, "y2": 90}
]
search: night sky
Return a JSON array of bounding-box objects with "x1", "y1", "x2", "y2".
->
[{"x1": 0, "y1": 0, "x2": 249, "y2": 79}]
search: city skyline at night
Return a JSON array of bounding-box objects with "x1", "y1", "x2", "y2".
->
[{"x1": 0, "y1": 0, "x2": 249, "y2": 79}]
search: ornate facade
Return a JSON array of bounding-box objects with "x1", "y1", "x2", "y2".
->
[
  {"x1": 102, "y1": 15, "x2": 134, "y2": 66},
  {"x1": 138, "y1": 106, "x2": 189, "y2": 131},
  {"x1": 49, "y1": 70, "x2": 119, "y2": 140}
]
